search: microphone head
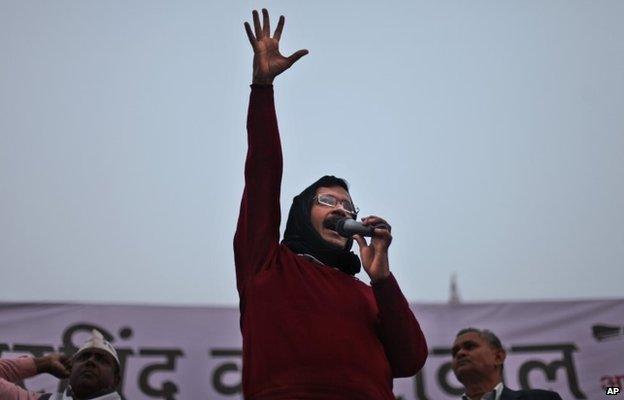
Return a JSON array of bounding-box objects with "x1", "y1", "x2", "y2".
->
[
  {"x1": 323, "y1": 216, "x2": 376, "y2": 237},
  {"x1": 335, "y1": 218, "x2": 350, "y2": 237},
  {"x1": 323, "y1": 215, "x2": 345, "y2": 231},
  {"x1": 337, "y1": 218, "x2": 374, "y2": 237},
  {"x1": 322, "y1": 216, "x2": 352, "y2": 238}
]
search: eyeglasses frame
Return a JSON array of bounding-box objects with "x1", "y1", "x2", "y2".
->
[{"x1": 312, "y1": 194, "x2": 360, "y2": 217}]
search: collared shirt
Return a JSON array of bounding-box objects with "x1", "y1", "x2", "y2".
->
[
  {"x1": 461, "y1": 382, "x2": 504, "y2": 400},
  {"x1": 48, "y1": 391, "x2": 121, "y2": 400},
  {"x1": 298, "y1": 253, "x2": 325, "y2": 265}
]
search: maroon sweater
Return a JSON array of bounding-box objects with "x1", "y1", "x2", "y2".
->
[{"x1": 234, "y1": 85, "x2": 428, "y2": 399}]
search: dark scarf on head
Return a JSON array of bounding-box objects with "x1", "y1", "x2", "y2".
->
[{"x1": 281, "y1": 176, "x2": 361, "y2": 275}]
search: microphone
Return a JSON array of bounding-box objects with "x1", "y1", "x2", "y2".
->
[{"x1": 324, "y1": 216, "x2": 387, "y2": 238}]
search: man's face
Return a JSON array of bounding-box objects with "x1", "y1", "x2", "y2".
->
[
  {"x1": 310, "y1": 185, "x2": 355, "y2": 248},
  {"x1": 69, "y1": 348, "x2": 119, "y2": 398},
  {"x1": 451, "y1": 332, "x2": 505, "y2": 384}
]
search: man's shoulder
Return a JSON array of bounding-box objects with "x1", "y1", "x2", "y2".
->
[{"x1": 502, "y1": 386, "x2": 562, "y2": 400}]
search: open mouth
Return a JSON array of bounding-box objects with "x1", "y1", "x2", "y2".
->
[
  {"x1": 325, "y1": 226, "x2": 339, "y2": 234},
  {"x1": 323, "y1": 216, "x2": 340, "y2": 228},
  {"x1": 325, "y1": 225, "x2": 343, "y2": 236}
]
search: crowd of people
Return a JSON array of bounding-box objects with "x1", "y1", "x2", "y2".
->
[
  {"x1": 1, "y1": 9, "x2": 563, "y2": 400},
  {"x1": 0, "y1": 327, "x2": 562, "y2": 399}
]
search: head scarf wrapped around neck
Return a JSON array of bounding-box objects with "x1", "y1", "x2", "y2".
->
[{"x1": 281, "y1": 175, "x2": 361, "y2": 275}]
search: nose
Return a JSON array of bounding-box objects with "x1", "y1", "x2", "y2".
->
[
  {"x1": 335, "y1": 201, "x2": 355, "y2": 216},
  {"x1": 330, "y1": 208, "x2": 349, "y2": 218},
  {"x1": 83, "y1": 353, "x2": 101, "y2": 366},
  {"x1": 455, "y1": 348, "x2": 468, "y2": 359}
]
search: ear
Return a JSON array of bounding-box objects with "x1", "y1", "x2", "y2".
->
[
  {"x1": 114, "y1": 367, "x2": 122, "y2": 388},
  {"x1": 495, "y1": 348, "x2": 507, "y2": 368}
]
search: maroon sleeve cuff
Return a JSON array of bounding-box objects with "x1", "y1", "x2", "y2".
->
[
  {"x1": 371, "y1": 273, "x2": 400, "y2": 296},
  {"x1": 250, "y1": 83, "x2": 274, "y2": 89},
  {"x1": 371, "y1": 273, "x2": 413, "y2": 322}
]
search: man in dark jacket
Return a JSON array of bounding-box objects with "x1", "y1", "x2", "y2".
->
[{"x1": 451, "y1": 328, "x2": 562, "y2": 400}]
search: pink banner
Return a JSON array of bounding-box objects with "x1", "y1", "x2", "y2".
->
[{"x1": 1, "y1": 300, "x2": 622, "y2": 399}]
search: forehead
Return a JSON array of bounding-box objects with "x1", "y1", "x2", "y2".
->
[
  {"x1": 453, "y1": 332, "x2": 487, "y2": 347},
  {"x1": 74, "y1": 348, "x2": 115, "y2": 363},
  {"x1": 315, "y1": 185, "x2": 351, "y2": 200}
]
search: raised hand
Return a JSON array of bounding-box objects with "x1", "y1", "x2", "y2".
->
[
  {"x1": 244, "y1": 9, "x2": 309, "y2": 84},
  {"x1": 353, "y1": 216, "x2": 393, "y2": 282}
]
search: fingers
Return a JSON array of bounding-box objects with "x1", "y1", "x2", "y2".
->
[
  {"x1": 249, "y1": 9, "x2": 279, "y2": 44},
  {"x1": 244, "y1": 22, "x2": 257, "y2": 49},
  {"x1": 252, "y1": 10, "x2": 262, "y2": 39},
  {"x1": 362, "y1": 215, "x2": 392, "y2": 243},
  {"x1": 39, "y1": 354, "x2": 71, "y2": 378},
  {"x1": 274, "y1": 15, "x2": 285, "y2": 41},
  {"x1": 361, "y1": 215, "x2": 391, "y2": 232},
  {"x1": 60, "y1": 355, "x2": 71, "y2": 369},
  {"x1": 262, "y1": 8, "x2": 270, "y2": 38},
  {"x1": 373, "y1": 228, "x2": 392, "y2": 241},
  {"x1": 56, "y1": 363, "x2": 70, "y2": 378},
  {"x1": 54, "y1": 359, "x2": 70, "y2": 376},
  {"x1": 287, "y1": 49, "x2": 309, "y2": 65},
  {"x1": 53, "y1": 354, "x2": 71, "y2": 377},
  {"x1": 352, "y1": 234, "x2": 368, "y2": 249}
]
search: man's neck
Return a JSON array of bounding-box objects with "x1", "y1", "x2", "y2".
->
[{"x1": 463, "y1": 378, "x2": 501, "y2": 399}]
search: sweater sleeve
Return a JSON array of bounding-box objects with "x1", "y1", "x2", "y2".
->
[
  {"x1": 371, "y1": 274, "x2": 428, "y2": 377},
  {"x1": 233, "y1": 85, "x2": 283, "y2": 294},
  {"x1": 0, "y1": 357, "x2": 42, "y2": 399}
]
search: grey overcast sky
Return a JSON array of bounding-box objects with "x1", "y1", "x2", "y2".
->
[{"x1": 1, "y1": 1, "x2": 623, "y2": 306}]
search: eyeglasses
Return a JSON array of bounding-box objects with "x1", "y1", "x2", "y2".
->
[{"x1": 313, "y1": 194, "x2": 359, "y2": 217}]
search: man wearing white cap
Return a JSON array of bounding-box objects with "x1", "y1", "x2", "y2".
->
[{"x1": 0, "y1": 330, "x2": 122, "y2": 400}]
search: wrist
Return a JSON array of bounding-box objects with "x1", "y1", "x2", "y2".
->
[
  {"x1": 252, "y1": 76, "x2": 274, "y2": 85},
  {"x1": 370, "y1": 270, "x2": 390, "y2": 283},
  {"x1": 34, "y1": 356, "x2": 50, "y2": 374}
]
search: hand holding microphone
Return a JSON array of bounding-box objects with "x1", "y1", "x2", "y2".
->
[{"x1": 324, "y1": 214, "x2": 393, "y2": 281}]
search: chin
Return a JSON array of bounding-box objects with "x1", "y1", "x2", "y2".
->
[
  {"x1": 320, "y1": 229, "x2": 348, "y2": 248},
  {"x1": 453, "y1": 366, "x2": 474, "y2": 380},
  {"x1": 327, "y1": 237, "x2": 347, "y2": 248}
]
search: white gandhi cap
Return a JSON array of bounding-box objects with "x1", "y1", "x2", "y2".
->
[{"x1": 74, "y1": 329, "x2": 120, "y2": 368}]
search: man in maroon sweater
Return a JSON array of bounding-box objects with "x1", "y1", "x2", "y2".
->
[{"x1": 234, "y1": 9, "x2": 428, "y2": 399}]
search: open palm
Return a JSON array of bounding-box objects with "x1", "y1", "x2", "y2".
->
[{"x1": 244, "y1": 9, "x2": 308, "y2": 84}]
